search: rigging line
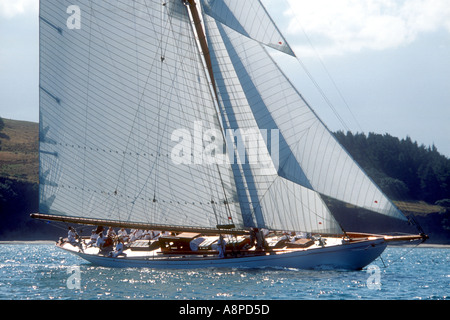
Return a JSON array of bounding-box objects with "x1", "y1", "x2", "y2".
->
[
  {"x1": 278, "y1": 0, "x2": 364, "y2": 133},
  {"x1": 186, "y1": 0, "x2": 237, "y2": 223},
  {"x1": 80, "y1": 1, "x2": 94, "y2": 218},
  {"x1": 79, "y1": 4, "x2": 134, "y2": 218},
  {"x1": 379, "y1": 241, "x2": 422, "y2": 268},
  {"x1": 152, "y1": 4, "x2": 217, "y2": 220},
  {"x1": 298, "y1": 29, "x2": 364, "y2": 134},
  {"x1": 156, "y1": 18, "x2": 221, "y2": 224},
  {"x1": 208, "y1": 22, "x2": 269, "y2": 226},
  {"x1": 151, "y1": 0, "x2": 168, "y2": 205},
  {"x1": 113, "y1": 1, "x2": 169, "y2": 215},
  {"x1": 295, "y1": 56, "x2": 350, "y2": 133},
  {"x1": 150, "y1": 2, "x2": 227, "y2": 224}
]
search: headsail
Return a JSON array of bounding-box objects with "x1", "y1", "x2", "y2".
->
[
  {"x1": 201, "y1": 1, "x2": 407, "y2": 223},
  {"x1": 201, "y1": 0, "x2": 295, "y2": 56},
  {"x1": 204, "y1": 14, "x2": 342, "y2": 234},
  {"x1": 39, "y1": 0, "x2": 243, "y2": 231}
]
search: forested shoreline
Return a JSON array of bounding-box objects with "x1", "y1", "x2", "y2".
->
[{"x1": 334, "y1": 131, "x2": 450, "y2": 204}]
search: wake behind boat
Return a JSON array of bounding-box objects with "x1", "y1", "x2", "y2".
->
[{"x1": 33, "y1": 0, "x2": 426, "y2": 270}]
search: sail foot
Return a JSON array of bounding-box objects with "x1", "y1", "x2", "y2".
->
[{"x1": 30, "y1": 213, "x2": 248, "y2": 236}]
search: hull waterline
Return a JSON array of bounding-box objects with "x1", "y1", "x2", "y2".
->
[{"x1": 58, "y1": 238, "x2": 387, "y2": 270}]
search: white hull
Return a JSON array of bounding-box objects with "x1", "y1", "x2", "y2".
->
[{"x1": 58, "y1": 238, "x2": 387, "y2": 270}]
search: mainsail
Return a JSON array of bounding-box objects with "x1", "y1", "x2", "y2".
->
[
  {"x1": 38, "y1": 0, "x2": 408, "y2": 237},
  {"x1": 39, "y1": 0, "x2": 242, "y2": 232}
]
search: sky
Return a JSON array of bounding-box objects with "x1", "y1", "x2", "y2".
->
[{"x1": 0, "y1": 0, "x2": 449, "y2": 157}]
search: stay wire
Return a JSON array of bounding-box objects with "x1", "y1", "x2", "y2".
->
[
  {"x1": 278, "y1": 0, "x2": 364, "y2": 133},
  {"x1": 378, "y1": 241, "x2": 422, "y2": 269}
]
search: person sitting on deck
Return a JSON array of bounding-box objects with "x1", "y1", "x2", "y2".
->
[
  {"x1": 106, "y1": 227, "x2": 116, "y2": 239},
  {"x1": 109, "y1": 237, "x2": 125, "y2": 258},
  {"x1": 96, "y1": 232, "x2": 106, "y2": 249},
  {"x1": 117, "y1": 228, "x2": 129, "y2": 242},
  {"x1": 95, "y1": 226, "x2": 104, "y2": 235},
  {"x1": 129, "y1": 229, "x2": 144, "y2": 242},
  {"x1": 142, "y1": 230, "x2": 155, "y2": 240},
  {"x1": 86, "y1": 230, "x2": 99, "y2": 247},
  {"x1": 67, "y1": 227, "x2": 77, "y2": 243}
]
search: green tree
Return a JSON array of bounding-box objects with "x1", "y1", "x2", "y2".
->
[{"x1": 334, "y1": 131, "x2": 450, "y2": 204}]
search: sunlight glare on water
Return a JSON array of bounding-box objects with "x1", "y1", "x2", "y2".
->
[{"x1": 0, "y1": 243, "x2": 448, "y2": 300}]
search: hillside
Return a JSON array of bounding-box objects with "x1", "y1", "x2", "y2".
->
[
  {"x1": 334, "y1": 131, "x2": 450, "y2": 204},
  {"x1": 0, "y1": 118, "x2": 449, "y2": 242},
  {"x1": 0, "y1": 119, "x2": 38, "y2": 183}
]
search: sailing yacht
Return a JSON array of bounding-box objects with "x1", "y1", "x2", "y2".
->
[{"x1": 32, "y1": 0, "x2": 426, "y2": 269}]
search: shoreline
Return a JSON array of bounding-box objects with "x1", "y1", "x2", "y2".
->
[
  {"x1": 0, "y1": 240, "x2": 55, "y2": 245},
  {"x1": 410, "y1": 243, "x2": 450, "y2": 248}
]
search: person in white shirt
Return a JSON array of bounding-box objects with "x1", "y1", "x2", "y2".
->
[
  {"x1": 67, "y1": 227, "x2": 77, "y2": 243},
  {"x1": 117, "y1": 228, "x2": 129, "y2": 242},
  {"x1": 96, "y1": 232, "x2": 105, "y2": 249},
  {"x1": 143, "y1": 230, "x2": 154, "y2": 240},
  {"x1": 86, "y1": 230, "x2": 99, "y2": 247},
  {"x1": 106, "y1": 227, "x2": 116, "y2": 238},
  {"x1": 129, "y1": 229, "x2": 137, "y2": 242},
  {"x1": 109, "y1": 238, "x2": 125, "y2": 258},
  {"x1": 135, "y1": 229, "x2": 143, "y2": 240}
]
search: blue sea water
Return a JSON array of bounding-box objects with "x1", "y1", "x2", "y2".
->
[{"x1": 0, "y1": 242, "x2": 448, "y2": 300}]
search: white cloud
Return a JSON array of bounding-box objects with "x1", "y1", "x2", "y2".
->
[
  {"x1": 283, "y1": 0, "x2": 450, "y2": 56},
  {"x1": 0, "y1": 0, "x2": 38, "y2": 19}
]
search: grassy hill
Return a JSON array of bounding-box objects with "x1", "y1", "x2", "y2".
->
[{"x1": 0, "y1": 119, "x2": 38, "y2": 183}]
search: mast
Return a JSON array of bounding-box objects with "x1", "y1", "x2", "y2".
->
[
  {"x1": 185, "y1": 0, "x2": 238, "y2": 230},
  {"x1": 186, "y1": 0, "x2": 217, "y2": 97}
]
